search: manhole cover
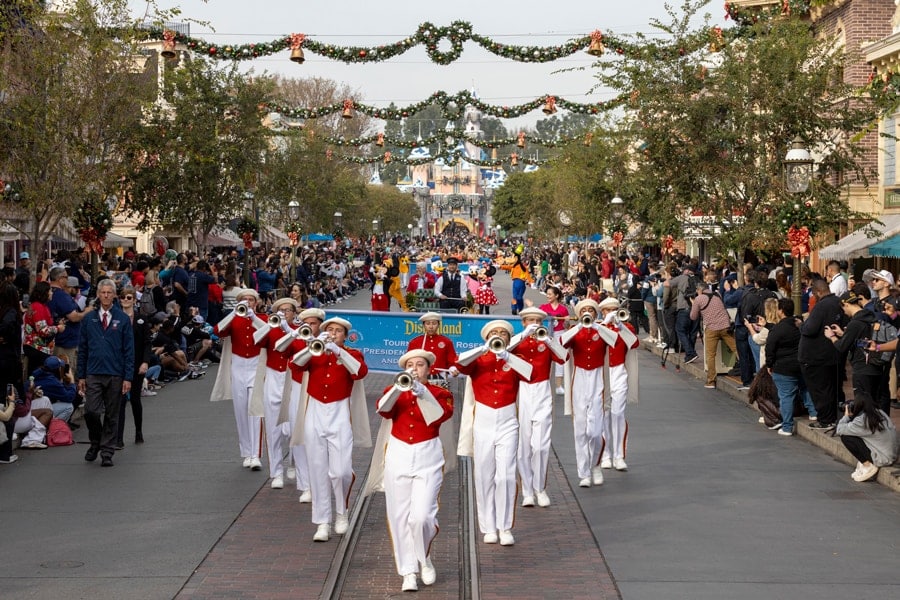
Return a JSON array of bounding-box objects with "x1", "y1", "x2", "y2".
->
[{"x1": 40, "y1": 561, "x2": 84, "y2": 569}]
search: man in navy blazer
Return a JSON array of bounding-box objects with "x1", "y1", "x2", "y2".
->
[{"x1": 77, "y1": 279, "x2": 134, "y2": 467}]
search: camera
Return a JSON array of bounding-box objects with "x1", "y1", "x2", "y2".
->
[
  {"x1": 856, "y1": 338, "x2": 871, "y2": 349},
  {"x1": 839, "y1": 400, "x2": 855, "y2": 413},
  {"x1": 747, "y1": 315, "x2": 759, "y2": 324},
  {"x1": 5, "y1": 383, "x2": 12, "y2": 399}
]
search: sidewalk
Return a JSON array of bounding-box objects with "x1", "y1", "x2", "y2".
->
[{"x1": 643, "y1": 340, "x2": 900, "y2": 493}]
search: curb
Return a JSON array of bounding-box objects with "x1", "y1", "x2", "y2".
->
[{"x1": 642, "y1": 340, "x2": 900, "y2": 493}]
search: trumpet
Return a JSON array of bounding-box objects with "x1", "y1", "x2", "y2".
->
[
  {"x1": 234, "y1": 303, "x2": 250, "y2": 317},
  {"x1": 296, "y1": 323, "x2": 313, "y2": 340},
  {"x1": 616, "y1": 308, "x2": 630, "y2": 322},
  {"x1": 580, "y1": 313, "x2": 596, "y2": 327},
  {"x1": 394, "y1": 370, "x2": 416, "y2": 391},
  {"x1": 308, "y1": 338, "x2": 326, "y2": 356},
  {"x1": 487, "y1": 335, "x2": 507, "y2": 354},
  {"x1": 533, "y1": 326, "x2": 550, "y2": 341},
  {"x1": 267, "y1": 313, "x2": 282, "y2": 328}
]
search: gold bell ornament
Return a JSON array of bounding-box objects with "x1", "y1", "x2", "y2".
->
[
  {"x1": 587, "y1": 30, "x2": 604, "y2": 57},
  {"x1": 542, "y1": 96, "x2": 557, "y2": 115},
  {"x1": 161, "y1": 30, "x2": 177, "y2": 59},
  {"x1": 289, "y1": 33, "x2": 306, "y2": 64},
  {"x1": 342, "y1": 99, "x2": 354, "y2": 119}
]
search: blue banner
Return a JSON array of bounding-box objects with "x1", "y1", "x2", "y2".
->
[{"x1": 324, "y1": 309, "x2": 520, "y2": 373}]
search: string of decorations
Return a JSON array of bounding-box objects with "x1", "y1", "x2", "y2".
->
[
  {"x1": 266, "y1": 89, "x2": 622, "y2": 122},
  {"x1": 327, "y1": 148, "x2": 550, "y2": 168},
  {"x1": 724, "y1": 1, "x2": 812, "y2": 26},
  {"x1": 315, "y1": 128, "x2": 583, "y2": 150},
  {"x1": 141, "y1": 20, "x2": 737, "y2": 66}
]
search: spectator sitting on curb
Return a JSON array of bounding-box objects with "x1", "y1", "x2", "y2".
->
[
  {"x1": 32, "y1": 355, "x2": 78, "y2": 426},
  {"x1": 15, "y1": 381, "x2": 52, "y2": 449},
  {"x1": 836, "y1": 390, "x2": 899, "y2": 483}
]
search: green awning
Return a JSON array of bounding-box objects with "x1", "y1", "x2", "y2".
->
[{"x1": 869, "y1": 234, "x2": 900, "y2": 259}]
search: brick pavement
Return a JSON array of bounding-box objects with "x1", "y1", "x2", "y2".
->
[{"x1": 177, "y1": 370, "x2": 621, "y2": 599}]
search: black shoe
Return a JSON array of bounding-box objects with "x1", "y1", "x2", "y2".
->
[
  {"x1": 684, "y1": 355, "x2": 699, "y2": 365},
  {"x1": 101, "y1": 455, "x2": 114, "y2": 467},
  {"x1": 67, "y1": 421, "x2": 80, "y2": 431},
  {"x1": 84, "y1": 447, "x2": 99, "y2": 462},
  {"x1": 114, "y1": 440, "x2": 125, "y2": 450},
  {"x1": 808, "y1": 421, "x2": 835, "y2": 430},
  {"x1": 892, "y1": 401, "x2": 900, "y2": 410},
  {"x1": 135, "y1": 432, "x2": 144, "y2": 444}
]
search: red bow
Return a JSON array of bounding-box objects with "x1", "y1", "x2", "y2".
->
[{"x1": 787, "y1": 225, "x2": 811, "y2": 258}]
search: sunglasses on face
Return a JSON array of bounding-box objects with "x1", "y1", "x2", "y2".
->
[{"x1": 121, "y1": 295, "x2": 134, "y2": 300}]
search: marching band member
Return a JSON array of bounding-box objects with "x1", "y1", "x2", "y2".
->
[
  {"x1": 281, "y1": 307, "x2": 326, "y2": 503},
  {"x1": 211, "y1": 289, "x2": 267, "y2": 470},
  {"x1": 291, "y1": 316, "x2": 371, "y2": 542},
  {"x1": 456, "y1": 320, "x2": 533, "y2": 547},
  {"x1": 561, "y1": 299, "x2": 618, "y2": 488},
  {"x1": 252, "y1": 297, "x2": 299, "y2": 489},
  {"x1": 509, "y1": 307, "x2": 567, "y2": 507},
  {"x1": 406, "y1": 312, "x2": 459, "y2": 386},
  {"x1": 597, "y1": 297, "x2": 640, "y2": 472},
  {"x1": 369, "y1": 350, "x2": 454, "y2": 592}
]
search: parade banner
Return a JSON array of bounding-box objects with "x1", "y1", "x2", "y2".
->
[{"x1": 325, "y1": 309, "x2": 516, "y2": 372}]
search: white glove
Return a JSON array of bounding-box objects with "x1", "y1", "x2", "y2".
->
[
  {"x1": 496, "y1": 350, "x2": 510, "y2": 361},
  {"x1": 325, "y1": 341, "x2": 341, "y2": 355},
  {"x1": 524, "y1": 323, "x2": 540, "y2": 336},
  {"x1": 411, "y1": 381, "x2": 426, "y2": 397},
  {"x1": 481, "y1": 343, "x2": 493, "y2": 354},
  {"x1": 279, "y1": 316, "x2": 291, "y2": 333},
  {"x1": 448, "y1": 366, "x2": 460, "y2": 377},
  {"x1": 317, "y1": 332, "x2": 330, "y2": 341},
  {"x1": 236, "y1": 300, "x2": 250, "y2": 309}
]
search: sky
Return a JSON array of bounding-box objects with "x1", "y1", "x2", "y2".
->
[{"x1": 127, "y1": 0, "x2": 725, "y2": 129}]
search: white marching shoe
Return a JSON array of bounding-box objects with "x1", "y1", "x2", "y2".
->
[
  {"x1": 270, "y1": 475, "x2": 284, "y2": 489},
  {"x1": 483, "y1": 532, "x2": 499, "y2": 544},
  {"x1": 298, "y1": 489, "x2": 312, "y2": 503},
  {"x1": 242, "y1": 457, "x2": 252, "y2": 468},
  {"x1": 614, "y1": 458, "x2": 628, "y2": 471},
  {"x1": 591, "y1": 466, "x2": 604, "y2": 485},
  {"x1": 420, "y1": 557, "x2": 436, "y2": 585},
  {"x1": 401, "y1": 573, "x2": 418, "y2": 592},
  {"x1": 600, "y1": 457, "x2": 612, "y2": 469},
  {"x1": 286, "y1": 466, "x2": 296, "y2": 481},
  {"x1": 579, "y1": 477, "x2": 592, "y2": 488},
  {"x1": 334, "y1": 513, "x2": 349, "y2": 535},
  {"x1": 536, "y1": 490, "x2": 551, "y2": 507},
  {"x1": 498, "y1": 530, "x2": 515, "y2": 546},
  {"x1": 313, "y1": 523, "x2": 330, "y2": 542},
  {"x1": 249, "y1": 457, "x2": 262, "y2": 471},
  {"x1": 521, "y1": 495, "x2": 535, "y2": 507}
]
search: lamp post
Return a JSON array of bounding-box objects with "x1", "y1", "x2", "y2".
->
[
  {"x1": 783, "y1": 137, "x2": 814, "y2": 316},
  {"x1": 407, "y1": 223, "x2": 413, "y2": 239},
  {"x1": 372, "y1": 219, "x2": 380, "y2": 243},
  {"x1": 610, "y1": 195, "x2": 625, "y2": 256},
  {"x1": 495, "y1": 223, "x2": 502, "y2": 240},
  {"x1": 527, "y1": 220, "x2": 533, "y2": 243},
  {"x1": 333, "y1": 211, "x2": 342, "y2": 228},
  {"x1": 287, "y1": 200, "x2": 300, "y2": 283}
]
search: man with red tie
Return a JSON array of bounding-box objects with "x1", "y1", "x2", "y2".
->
[
  {"x1": 456, "y1": 320, "x2": 532, "y2": 547},
  {"x1": 561, "y1": 298, "x2": 616, "y2": 488},
  {"x1": 211, "y1": 289, "x2": 266, "y2": 471},
  {"x1": 510, "y1": 307, "x2": 567, "y2": 507},
  {"x1": 406, "y1": 312, "x2": 459, "y2": 386},
  {"x1": 292, "y1": 316, "x2": 371, "y2": 542},
  {"x1": 597, "y1": 296, "x2": 640, "y2": 472}
]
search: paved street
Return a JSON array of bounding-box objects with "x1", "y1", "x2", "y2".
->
[{"x1": 2, "y1": 272, "x2": 900, "y2": 599}]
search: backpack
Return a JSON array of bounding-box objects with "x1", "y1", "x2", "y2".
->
[
  {"x1": 139, "y1": 286, "x2": 157, "y2": 316},
  {"x1": 868, "y1": 320, "x2": 898, "y2": 367},
  {"x1": 46, "y1": 418, "x2": 74, "y2": 447}
]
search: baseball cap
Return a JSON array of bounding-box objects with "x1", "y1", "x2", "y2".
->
[
  {"x1": 66, "y1": 276, "x2": 80, "y2": 287},
  {"x1": 43, "y1": 355, "x2": 65, "y2": 370},
  {"x1": 871, "y1": 270, "x2": 895, "y2": 286},
  {"x1": 191, "y1": 315, "x2": 205, "y2": 324},
  {"x1": 151, "y1": 311, "x2": 169, "y2": 324},
  {"x1": 19, "y1": 251, "x2": 29, "y2": 259}
]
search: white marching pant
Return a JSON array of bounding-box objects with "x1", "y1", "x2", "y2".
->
[
  {"x1": 473, "y1": 403, "x2": 518, "y2": 534},
  {"x1": 287, "y1": 382, "x2": 310, "y2": 492},
  {"x1": 231, "y1": 355, "x2": 262, "y2": 459},
  {"x1": 572, "y1": 366, "x2": 605, "y2": 479},
  {"x1": 384, "y1": 436, "x2": 444, "y2": 576},
  {"x1": 263, "y1": 367, "x2": 287, "y2": 478},
  {"x1": 517, "y1": 379, "x2": 553, "y2": 495},
  {"x1": 601, "y1": 364, "x2": 628, "y2": 462},
  {"x1": 553, "y1": 332, "x2": 566, "y2": 378},
  {"x1": 305, "y1": 396, "x2": 354, "y2": 525}
]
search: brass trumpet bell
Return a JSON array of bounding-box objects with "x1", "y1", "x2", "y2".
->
[
  {"x1": 488, "y1": 336, "x2": 507, "y2": 354},
  {"x1": 235, "y1": 304, "x2": 250, "y2": 317},
  {"x1": 394, "y1": 370, "x2": 415, "y2": 391},
  {"x1": 580, "y1": 313, "x2": 595, "y2": 327},
  {"x1": 267, "y1": 313, "x2": 282, "y2": 328},
  {"x1": 297, "y1": 324, "x2": 313, "y2": 340},
  {"x1": 534, "y1": 326, "x2": 549, "y2": 341},
  {"x1": 308, "y1": 338, "x2": 326, "y2": 356}
]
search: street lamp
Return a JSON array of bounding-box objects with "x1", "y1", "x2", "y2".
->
[
  {"x1": 495, "y1": 223, "x2": 502, "y2": 239},
  {"x1": 333, "y1": 211, "x2": 342, "y2": 228},
  {"x1": 407, "y1": 223, "x2": 413, "y2": 238},
  {"x1": 783, "y1": 137, "x2": 814, "y2": 316},
  {"x1": 287, "y1": 200, "x2": 300, "y2": 283},
  {"x1": 610, "y1": 195, "x2": 625, "y2": 255},
  {"x1": 372, "y1": 219, "x2": 380, "y2": 243},
  {"x1": 527, "y1": 220, "x2": 533, "y2": 241}
]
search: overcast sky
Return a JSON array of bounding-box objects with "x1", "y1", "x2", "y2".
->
[{"x1": 129, "y1": 0, "x2": 724, "y2": 128}]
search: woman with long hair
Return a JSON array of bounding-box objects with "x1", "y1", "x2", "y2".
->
[
  {"x1": 116, "y1": 287, "x2": 150, "y2": 448},
  {"x1": 836, "y1": 390, "x2": 899, "y2": 482},
  {"x1": 23, "y1": 281, "x2": 63, "y2": 374},
  {"x1": 0, "y1": 283, "x2": 25, "y2": 463},
  {"x1": 538, "y1": 285, "x2": 570, "y2": 395}
]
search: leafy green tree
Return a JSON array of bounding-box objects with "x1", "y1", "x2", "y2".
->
[
  {"x1": 123, "y1": 57, "x2": 274, "y2": 251},
  {"x1": 0, "y1": 0, "x2": 152, "y2": 283},
  {"x1": 599, "y1": 1, "x2": 877, "y2": 258}
]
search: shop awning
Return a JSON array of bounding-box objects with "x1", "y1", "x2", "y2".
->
[
  {"x1": 261, "y1": 224, "x2": 289, "y2": 245},
  {"x1": 818, "y1": 214, "x2": 900, "y2": 261},
  {"x1": 869, "y1": 233, "x2": 900, "y2": 258},
  {"x1": 102, "y1": 231, "x2": 133, "y2": 248},
  {"x1": 204, "y1": 227, "x2": 242, "y2": 247}
]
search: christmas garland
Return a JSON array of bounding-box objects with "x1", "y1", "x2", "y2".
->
[
  {"x1": 329, "y1": 147, "x2": 549, "y2": 167},
  {"x1": 315, "y1": 127, "x2": 587, "y2": 150},
  {"x1": 73, "y1": 197, "x2": 112, "y2": 254},
  {"x1": 140, "y1": 20, "x2": 737, "y2": 66},
  {"x1": 235, "y1": 216, "x2": 259, "y2": 249},
  {"x1": 267, "y1": 89, "x2": 622, "y2": 122},
  {"x1": 285, "y1": 221, "x2": 302, "y2": 246},
  {"x1": 724, "y1": 1, "x2": 812, "y2": 26},
  {"x1": 776, "y1": 199, "x2": 818, "y2": 234}
]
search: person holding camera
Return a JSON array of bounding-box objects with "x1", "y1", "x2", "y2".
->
[
  {"x1": 826, "y1": 288, "x2": 882, "y2": 404},
  {"x1": 689, "y1": 282, "x2": 737, "y2": 389},
  {"x1": 765, "y1": 298, "x2": 818, "y2": 436},
  {"x1": 32, "y1": 355, "x2": 77, "y2": 425},
  {"x1": 835, "y1": 390, "x2": 899, "y2": 482},
  {"x1": 668, "y1": 264, "x2": 700, "y2": 364}
]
